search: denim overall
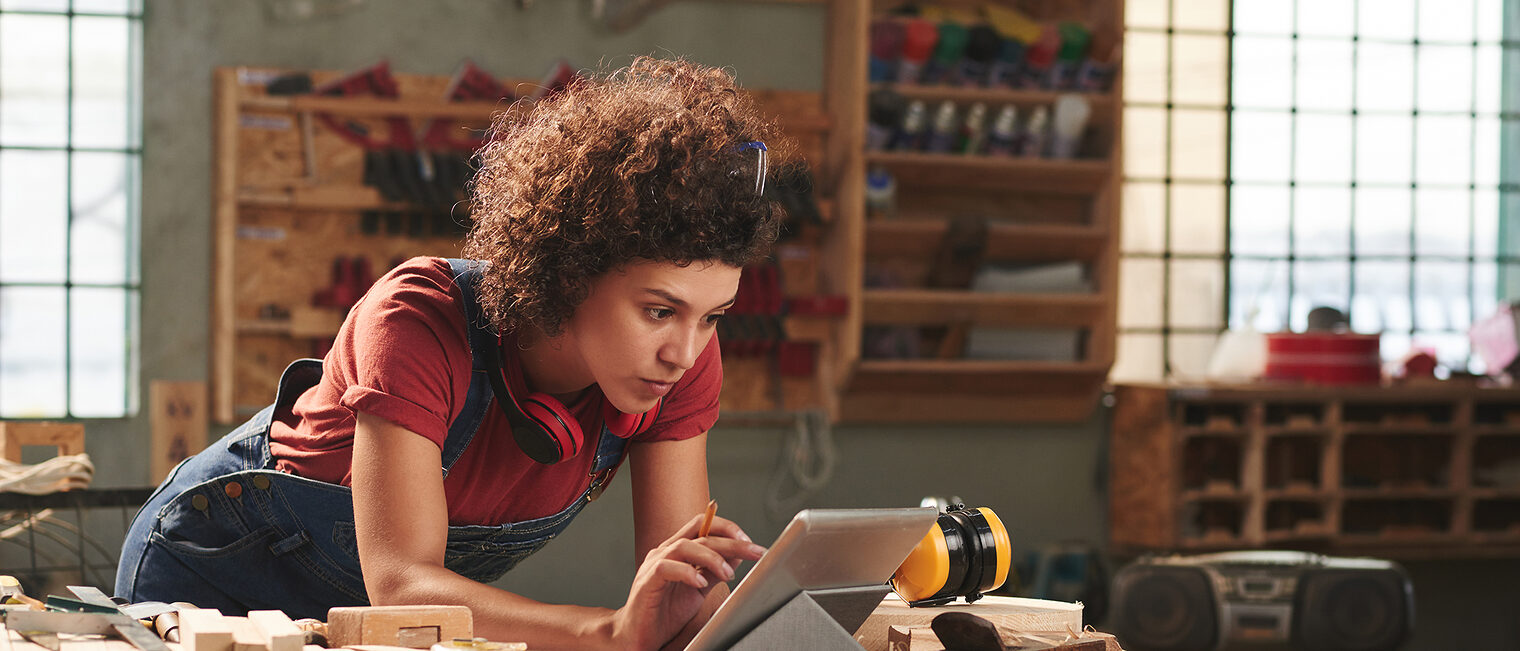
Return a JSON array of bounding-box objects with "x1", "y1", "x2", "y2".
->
[{"x1": 115, "y1": 259, "x2": 628, "y2": 618}]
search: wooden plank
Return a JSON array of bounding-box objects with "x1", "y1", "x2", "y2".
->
[
  {"x1": 840, "y1": 391, "x2": 1097, "y2": 423},
  {"x1": 822, "y1": 0, "x2": 870, "y2": 398},
  {"x1": 858, "y1": 596, "x2": 1081, "y2": 651},
  {"x1": 325, "y1": 606, "x2": 471, "y2": 649},
  {"x1": 866, "y1": 152, "x2": 1112, "y2": 194},
  {"x1": 180, "y1": 609, "x2": 235, "y2": 651},
  {"x1": 1109, "y1": 385, "x2": 1178, "y2": 550},
  {"x1": 246, "y1": 611, "x2": 303, "y2": 651},
  {"x1": 0, "y1": 422, "x2": 84, "y2": 462},
  {"x1": 848, "y1": 360, "x2": 1108, "y2": 395},
  {"x1": 149, "y1": 381, "x2": 208, "y2": 484},
  {"x1": 867, "y1": 221, "x2": 1107, "y2": 262}
]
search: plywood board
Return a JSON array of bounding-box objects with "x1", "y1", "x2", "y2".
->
[{"x1": 151, "y1": 381, "x2": 208, "y2": 483}]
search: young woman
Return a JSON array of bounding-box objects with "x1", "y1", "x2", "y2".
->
[{"x1": 117, "y1": 57, "x2": 783, "y2": 650}]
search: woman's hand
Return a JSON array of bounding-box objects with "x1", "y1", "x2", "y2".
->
[{"x1": 609, "y1": 511, "x2": 765, "y2": 651}]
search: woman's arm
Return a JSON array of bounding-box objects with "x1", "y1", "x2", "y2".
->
[
  {"x1": 628, "y1": 433, "x2": 761, "y2": 650},
  {"x1": 352, "y1": 412, "x2": 758, "y2": 651}
]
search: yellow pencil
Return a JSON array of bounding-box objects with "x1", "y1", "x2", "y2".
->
[{"x1": 698, "y1": 499, "x2": 718, "y2": 538}]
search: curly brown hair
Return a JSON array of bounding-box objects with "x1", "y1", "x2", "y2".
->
[{"x1": 463, "y1": 57, "x2": 786, "y2": 336}]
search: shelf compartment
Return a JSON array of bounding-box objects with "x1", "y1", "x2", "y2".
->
[
  {"x1": 865, "y1": 220, "x2": 1107, "y2": 262},
  {"x1": 847, "y1": 359, "x2": 1108, "y2": 395},
  {"x1": 1177, "y1": 400, "x2": 1250, "y2": 432},
  {"x1": 1473, "y1": 401, "x2": 1520, "y2": 427},
  {"x1": 238, "y1": 184, "x2": 401, "y2": 211},
  {"x1": 1265, "y1": 435, "x2": 1324, "y2": 490},
  {"x1": 1180, "y1": 499, "x2": 1246, "y2": 542},
  {"x1": 1342, "y1": 434, "x2": 1454, "y2": 490},
  {"x1": 865, "y1": 151, "x2": 1112, "y2": 194},
  {"x1": 1473, "y1": 435, "x2": 1520, "y2": 489},
  {"x1": 861, "y1": 289, "x2": 1104, "y2": 328},
  {"x1": 1472, "y1": 498, "x2": 1520, "y2": 534},
  {"x1": 1264, "y1": 499, "x2": 1330, "y2": 538},
  {"x1": 1343, "y1": 400, "x2": 1456, "y2": 426},
  {"x1": 1181, "y1": 436, "x2": 1242, "y2": 492},
  {"x1": 869, "y1": 82, "x2": 1116, "y2": 111},
  {"x1": 1341, "y1": 498, "x2": 1454, "y2": 536},
  {"x1": 1262, "y1": 401, "x2": 1328, "y2": 428}
]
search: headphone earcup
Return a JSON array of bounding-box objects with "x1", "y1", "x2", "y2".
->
[
  {"x1": 513, "y1": 393, "x2": 583, "y2": 464},
  {"x1": 602, "y1": 398, "x2": 663, "y2": 439}
]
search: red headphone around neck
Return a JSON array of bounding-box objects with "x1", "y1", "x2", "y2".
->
[{"x1": 484, "y1": 333, "x2": 662, "y2": 464}]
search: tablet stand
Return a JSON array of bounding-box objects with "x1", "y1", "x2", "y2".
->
[{"x1": 727, "y1": 584, "x2": 890, "y2": 651}]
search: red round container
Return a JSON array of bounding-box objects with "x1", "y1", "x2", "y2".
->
[{"x1": 1262, "y1": 332, "x2": 1382, "y2": 385}]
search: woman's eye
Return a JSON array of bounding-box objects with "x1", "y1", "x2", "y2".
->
[
  {"x1": 705, "y1": 313, "x2": 726, "y2": 325},
  {"x1": 647, "y1": 307, "x2": 675, "y2": 320}
]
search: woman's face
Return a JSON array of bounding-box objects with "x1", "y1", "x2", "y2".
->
[{"x1": 562, "y1": 259, "x2": 741, "y2": 414}]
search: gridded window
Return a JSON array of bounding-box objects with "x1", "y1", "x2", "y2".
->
[
  {"x1": 1114, "y1": 0, "x2": 1516, "y2": 382},
  {"x1": 0, "y1": 0, "x2": 142, "y2": 418}
]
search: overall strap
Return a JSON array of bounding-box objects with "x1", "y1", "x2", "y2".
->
[{"x1": 441, "y1": 258, "x2": 499, "y2": 477}]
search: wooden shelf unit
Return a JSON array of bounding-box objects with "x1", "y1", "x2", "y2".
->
[
  {"x1": 211, "y1": 66, "x2": 834, "y2": 423},
  {"x1": 822, "y1": 0, "x2": 1123, "y2": 422},
  {"x1": 1110, "y1": 383, "x2": 1520, "y2": 559}
]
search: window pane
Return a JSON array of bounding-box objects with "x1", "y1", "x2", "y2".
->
[
  {"x1": 1503, "y1": 117, "x2": 1520, "y2": 188},
  {"x1": 1231, "y1": 110, "x2": 1291, "y2": 182},
  {"x1": 1476, "y1": 0, "x2": 1504, "y2": 43},
  {"x1": 1124, "y1": 107, "x2": 1168, "y2": 178},
  {"x1": 1357, "y1": 42, "x2": 1415, "y2": 113},
  {"x1": 1359, "y1": 0, "x2": 1415, "y2": 40},
  {"x1": 1171, "y1": 183, "x2": 1226, "y2": 255},
  {"x1": 1171, "y1": 109, "x2": 1226, "y2": 180},
  {"x1": 0, "y1": 14, "x2": 69, "y2": 147},
  {"x1": 1293, "y1": 187, "x2": 1351, "y2": 257},
  {"x1": 1233, "y1": 0, "x2": 1293, "y2": 35},
  {"x1": 69, "y1": 287, "x2": 127, "y2": 417},
  {"x1": 1126, "y1": 0, "x2": 1169, "y2": 29},
  {"x1": 1290, "y1": 261, "x2": 1351, "y2": 331},
  {"x1": 1414, "y1": 261, "x2": 1470, "y2": 330},
  {"x1": 72, "y1": 16, "x2": 133, "y2": 149},
  {"x1": 1474, "y1": 116, "x2": 1499, "y2": 187},
  {"x1": 1173, "y1": 33, "x2": 1229, "y2": 107},
  {"x1": 1296, "y1": 38, "x2": 1353, "y2": 112},
  {"x1": 0, "y1": 150, "x2": 68, "y2": 283},
  {"x1": 1231, "y1": 184, "x2": 1290, "y2": 256},
  {"x1": 1170, "y1": 259, "x2": 1225, "y2": 329},
  {"x1": 1416, "y1": 45, "x2": 1474, "y2": 113},
  {"x1": 1119, "y1": 258, "x2": 1164, "y2": 328},
  {"x1": 1112, "y1": 333, "x2": 1163, "y2": 383},
  {"x1": 1475, "y1": 45, "x2": 1501, "y2": 115},
  {"x1": 1417, "y1": 0, "x2": 1474, "y2": 43},
  {"x1": 1356, "y1": 114, "x2": 1413, "y2": 185},
  {"x1": 1353, "y1": 261, "x2": 1412, "y2": 332},
  {"x1": 1473, "y1": 188, "x2": 1497, "y2": 259},
  {"x1": 1175, "y1": 0, "x2": 1228, "y2": 30},
  {"x1": 1230, "y1": 258, "x2": 1289, "y2": 331},
  {"x1": 1415, "y1": 115, "x2": 1473, "y2": 186},
  {"x1": 1414, "y1": 189, "x2": 1471, "y2": 257},
  {"x1": 1296, "y1": 113, "x2": 1352, "y2": 183},
  {"x1": 1232, "y1": 36, "x2": 1293, "y2": 110},
  {"x1": 0, "y1": 286, "x2": 66, "y2": 417},
  {"x1": 1170, "y1": 333, "x2": 1220, "y2": 379},
  {"x1": 1355, "y1": 187, "x2": 1413, "y2": 257},
  {"x1": 73, "y1": 0, "x2": 140, "y2": 14},
  {"x1": 71, "y1": 152, "x2": 131, "y2": 284},
  {"x1": 1472, "y1": 261, "x2": 1498, "y2": 320},
  {"x1": 1122, "y1": 181, "x2": 1166, "y2": 254},
  {"x1": 1297, "y1": 0, "x2": 1354, "y2": 38},
  {"x1": 1125, "y1": 31, "x2": 1168, "y2": 105},
  {"x1": 0, "y1": 0, "x2": 67, "y2": 11}
]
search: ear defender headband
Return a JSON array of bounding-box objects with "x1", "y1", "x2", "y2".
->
[
  {"x1": 891, "y1": 504, "x2": 1012, "y2": 607},
  {"x1": 483, "y1": 333, "x2": 662, "y2": 464}
]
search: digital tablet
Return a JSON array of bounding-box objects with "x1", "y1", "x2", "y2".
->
[{"x1": 683, "y1": 507, "x2": 938, "y2": 651}]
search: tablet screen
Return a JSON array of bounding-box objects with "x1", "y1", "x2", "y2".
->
[{"x1": 683, "y1": 507, "x2": 938, "y2": 651}]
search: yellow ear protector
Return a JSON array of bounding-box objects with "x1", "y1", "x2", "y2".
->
[
  {"x1": 484, "y1": 332, "x2": 661, "y2": 464},
  {"x1": 891, "y1": 505, "x2": 1012, "y2": 607}
]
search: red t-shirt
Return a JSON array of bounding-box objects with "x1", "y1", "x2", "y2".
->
[{"x1": 267, "y1": 257, "x2": 722, "y2": 526}]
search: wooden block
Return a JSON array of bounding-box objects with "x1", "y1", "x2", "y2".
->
[
  {"x1": 247, "y1": 611, "x2": 302, "y2": 651},
  {"x1": 883, "y1": 625, "x2": 1116, "y2": 651},
  {"x1": 325, "y1": 606, "x2": 471, "y2": 649},
  {"x1": 228, "y1": 617, "x2": 268, "y2": 651},
  {"x1": 0, "y1": 422, "x2": 84, "y2": 463},
  {"x1": 180, "y1": 609, "x2": 235, "y2": 651},
  {"x1": 857, "y1": 596, "x2": 1083, "y2": 651},
  {"x1": 150, "y1": 380, "x2": 208, "y2": 483}
]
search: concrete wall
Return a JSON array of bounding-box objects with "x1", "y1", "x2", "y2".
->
[{"x1": 69, "y1": 1, "x2": 1519, "y2": 649}]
